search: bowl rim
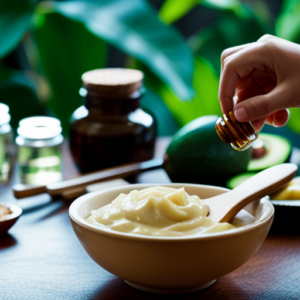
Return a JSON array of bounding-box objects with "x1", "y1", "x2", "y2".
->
[
  {"x1": 69, "y1": 183, "x2": 274, "y2": 241},
  {"x1": 0, "y1": 202, "x2": 22, "y2": 222}
]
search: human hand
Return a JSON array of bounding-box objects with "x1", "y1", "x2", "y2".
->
[{"x1": 219, "y1": 34, "x2": 300, "y2": 131}]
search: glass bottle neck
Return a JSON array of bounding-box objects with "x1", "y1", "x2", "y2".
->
[{"x1": 84, "y1": 90, "x2": 142, "y2": 116}]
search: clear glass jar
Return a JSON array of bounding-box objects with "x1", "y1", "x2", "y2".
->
[
  {"x1": 16, "y1": 117, "x2": 63, "y2": 185},
  {"x1": 0, "y1": 103, "x2": 14, "y2": 183}
]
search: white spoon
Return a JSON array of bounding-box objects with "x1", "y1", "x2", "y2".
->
[{"x1": 203, "y1": 163, "x2": 297, "y2": 223}]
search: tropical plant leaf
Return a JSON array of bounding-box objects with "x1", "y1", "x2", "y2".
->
[
  {"x1": 0, "y1": 82, "x2": 46, "y2": 130},
  {"x1": 0, "y1": 0, "x2": 37, "y2": 59},
  {"x1": 190, "y1": 9, "x2": 270, "y2": 73},
  {"x1": 159, "y1": 0, "x2": 198, "y2": 24},
  {"x1": 276, "y1": 0, "x2": 300, "y2": 43},
  {"x1": 158, "y1": 56, "x2": 221, "y2": 125},
  {"x1": 189, "y1": 26, "x2": 228, "y2": 74},
  {"x1": 159, "y1": 0, "x2": 245, "y2": 25},
  {"x1": 47, "y1": 0, "x2": 194, "y2": 100},
  {"x1": 140, "y1": 89, "x2": 180, "y2": 136},
  {"x1": 200, "y1": 0, "x2": 250, "y2": 19},
  {"x1": 33, "y1": 12, "x2": 107, "y2": 134},
  {"x1": 0, "y1": 61, "x2": 38, "y2": 89},
  {"x1": 200, "y1": 0, "x2": 240, "y2": 10},
  {"x1": 0, "y1": 62, "x2": 46, "y2": 130},
  {"x1": 287, "y1": 108, "x2": 300, "y2": 135},
  {"x1": 276, "y1": 0, "x2": 300, "y2": 133},
  {"x1": 200, "y1": 0, "x2": 273, "y2": 28},
  {"x1": 133, "y1": 56, "x2": 221, "y2": 126}
]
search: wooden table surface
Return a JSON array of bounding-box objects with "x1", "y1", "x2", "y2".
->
[{"x1": 1, "y1": 138, "x2": 300, "y2": 300}]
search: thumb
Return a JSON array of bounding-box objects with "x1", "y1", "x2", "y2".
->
[{"x1": 233, "y1": 86, "x2": 287, "y2": 122}]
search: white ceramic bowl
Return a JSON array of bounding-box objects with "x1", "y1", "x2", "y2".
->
[{"x1": 69, "y1": 183, "x2": 274, "y2": 294}]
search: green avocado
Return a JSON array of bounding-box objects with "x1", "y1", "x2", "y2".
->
[
  {"x1": 227, "y1": 133, "x2": 292, "y2": 189},
  {"x1": 247, "y1": 133, "x2": 292, "y2": 172},
  {"x1": 226, "y1": 172, "x2": 256, "y2": 189},
  {"x1": 164, "y1": 115, "x2": 252, "y2": 186}
]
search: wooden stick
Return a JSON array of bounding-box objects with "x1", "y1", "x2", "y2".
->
[
  {"x1": 13, "y1": 158, "x2": 164, "y2": 199},
  {"x1": 13, "y1": 184, "x2": 47, "y2": 199},
  {"x1": 47, "y1": 158, "x2": 164, "y2": 197}
]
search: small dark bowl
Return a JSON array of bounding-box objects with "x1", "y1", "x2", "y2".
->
[{"x1": 0, "y1": 203, "x2": 22, "y2": 235}]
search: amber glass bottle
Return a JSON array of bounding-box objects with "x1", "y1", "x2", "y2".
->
[
  {"x1": 69, "y1": 68, "x2": 156, "y2": 173},
  {"x1": 216, "y1": 111, "x2": 258, "y2": 151}
]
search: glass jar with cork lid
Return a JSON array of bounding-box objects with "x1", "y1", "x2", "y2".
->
[{"x1": 69, "y1": 68, "x2": 156, "y2": 173}]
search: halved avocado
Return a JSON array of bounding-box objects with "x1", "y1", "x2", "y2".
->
[
  {"x1": 247, "y1": 133, "x2": 292, "y2": 172},
  {"x1": 226, "y1": 172, "x2": 256, "y2": 189},
  {"x1": 227, "y1": 133, "x2": 292, "y2": 189}
]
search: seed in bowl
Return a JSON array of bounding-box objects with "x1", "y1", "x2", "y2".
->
[{"x1": 86, "y1": 186, "x2": 255, "y2": 237}]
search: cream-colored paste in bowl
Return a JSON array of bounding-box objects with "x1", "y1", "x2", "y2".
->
[{"x1": 86, "y1": 186, "x2": 256, "y2": 236}]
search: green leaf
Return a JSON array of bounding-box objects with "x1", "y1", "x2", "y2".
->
[
  {"x1": 159, "y1": 0, "x2": 198, "y2": 24},
  {"x1": 280, "y1": 4, "x2": 300, "y2": 134},
  {"x1": 276, "y1": 0, "x2": 300, "y2": 43},
  {"x1": 33, "y1": 12, "x2": 107, "y2": 134},
  {"x1": 134, "y1": 56, "x2": 221, "y2": 126},
  {"x1": 158, "y1": 56, "x2": 221, "y2": 126},
  {"x1": 199, "y1": 0, "x2": 273, "y2": 24},
  {"x1": 189, "y1": 26, "x2": 229, "y2": 74},
  {"x1": 0, "y1": 62, "x2": 46, "y2": 130},
  {"x1": 49, "y1": 0, "x2": 194, "y2": 100},
  {"x1": 190, "y1": 9, "x2": 270, "y2": 73},
  {"x1": 140, "y1": 89, "x2": 180, "y2": 136},
  {"x1": 159, "y1": 0, "x2": 245, "y2": 25},
  {"x1": 0, "y1": 81, "x2": 46, "y2": 130},
  {"x1": 0, "y1": 62, "x2": 36, "y2": 89},
  {"x1": 287, "y1": 108, "x2": 300, "y2": 135},
  {"x1": 200, "y1": 0, "x2": 240, "y2": 9},
  {"x1": 0, "y1": 0, "x2": 37, "y2": 59}
]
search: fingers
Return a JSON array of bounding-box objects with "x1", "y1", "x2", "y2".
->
[
  {"x1": 219, "y1": 44, "x2": 252, "y2": 113},
  {"x1": 233, "y1": 85, "x2": 288, "y2": 122},
  {"x1": 247, "y1": 67, "x2": 276, "y2": 93},
  {"x1": 266, "y1": 110, "x2": 290, "y2": 127},
  {"x1": 219, "y1": 34, "x2": 295, "y2": 129},
  {"x1": 236, "y1": 76, "x2": 265, "y2": 103},
  {"x1": 219, "y1": 42, "x2": 273, "y2": 114},
  {"x1": 252, "y1": 118, "x2": 267, "y2": 132},
  {"x1": 221, "y1": 44, "x2": 251, "y2": 72},
  {"x1": 235, "y1": 76, "x2": 269, "y2": 132},
  {"x1": 274, "y1": 109, "x2": 289, "y2": 126}
]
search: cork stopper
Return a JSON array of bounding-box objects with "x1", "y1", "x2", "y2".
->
[{"x1": 82, "y1": 68, "x2": 144, "y2": 98}]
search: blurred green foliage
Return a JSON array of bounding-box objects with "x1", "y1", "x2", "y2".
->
[
  {"x1": 0, "y1": 0, "x2": 300, "y2": 136},
  {"x1": 34, "y1": 12, "x2": 107, "y2": 133}
]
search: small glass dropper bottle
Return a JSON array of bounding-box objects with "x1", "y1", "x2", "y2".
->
[
  {"x1": 215, "y1": 111, "x2": 258, "y2": 151},
  {"x1": 16, "y1": 116, "x2": 63, "y2": 185}
]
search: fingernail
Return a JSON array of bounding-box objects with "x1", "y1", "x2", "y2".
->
[{"x1": 234, "y1": 108, "x2": 248, "y2": 121}]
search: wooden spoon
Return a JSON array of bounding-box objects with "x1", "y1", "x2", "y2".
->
[{"x1": 203, "y1": 163, "x2": 297, "y2": 223}]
